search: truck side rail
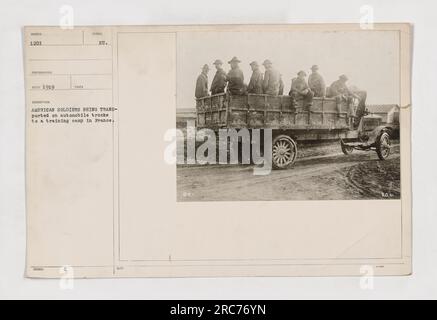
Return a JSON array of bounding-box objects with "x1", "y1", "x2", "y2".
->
[{"x1": 196, "y1": 93, "x2": 349, "y2": 130}]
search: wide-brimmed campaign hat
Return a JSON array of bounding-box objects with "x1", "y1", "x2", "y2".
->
[
  {"x1": 262, "y1": 59, "x2": 272, "y2": 66},
  {"x1": 311, "y1": 65, "x2": 319, "y2": 70},
  {"x1": 213, "y1": 59, "x2": 223, "y2": 65},
  {"x1": 249, "y1": 61, "x2": 259, "y2": 66}
]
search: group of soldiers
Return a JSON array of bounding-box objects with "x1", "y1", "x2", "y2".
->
[{"x1": 195, "y1": 57, "x2": 355, "y2": 107}]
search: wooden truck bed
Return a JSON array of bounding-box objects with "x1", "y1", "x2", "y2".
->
[{"x1": 196, "y1": 93, "x2": 350, "y2": 131}]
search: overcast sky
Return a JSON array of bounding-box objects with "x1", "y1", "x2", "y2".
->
[{"x1": 176, "y1": 30, "x2": 400, "y2": 108}]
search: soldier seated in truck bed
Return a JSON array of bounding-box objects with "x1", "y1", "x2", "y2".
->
[{"x1": 289, "y1": 71, "x2": 314, "y2": 108}]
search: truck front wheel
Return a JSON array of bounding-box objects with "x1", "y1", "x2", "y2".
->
[
  {"x1": 376, "y1": 131, "x2": 391, "y2": 160},
  {"x1": 341, "y1": 140, "x2": 354, "y2": 155}
]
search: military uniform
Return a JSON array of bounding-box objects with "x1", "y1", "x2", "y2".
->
[
  {"x1": 327, "y1": 79, "x2": 350, "y2": 97},
  {"x1": 308, "y1": 72, "x2": 326, "y2": 97},
  {"x1": 289, "y1": 77, "x2": 314, "y2": 107},
  {"x1": 247, "y1": 69, "x2": 263, "y2": 94},
  {"x1": 262, "y1": 68, "x2": 280, "y2": 96},
  {"x1": 227, "y1": 68, "x2": 245, "y2": 95},
  {"x1": 195, "y1": 73, "x2": 209, "y2": 99},
  {"x1": 210, "y1": 69, "x2": 227, "y2": 95}
]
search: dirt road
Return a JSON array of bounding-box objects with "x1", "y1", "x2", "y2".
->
[{"x1": 177, "y1": 143, "x2": 400, "y2": 201}]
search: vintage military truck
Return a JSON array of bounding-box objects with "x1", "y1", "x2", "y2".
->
[{"x1": 195, "y1": 92, "x2": 394, "y2": 169}]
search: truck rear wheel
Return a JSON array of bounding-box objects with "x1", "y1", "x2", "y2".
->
[
  {"x1": 272, "y1": 135, "x2": 297, "y2": 169},
  {"x1": 376, "y1": 131, "x2": 391, "y2": 160}
]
